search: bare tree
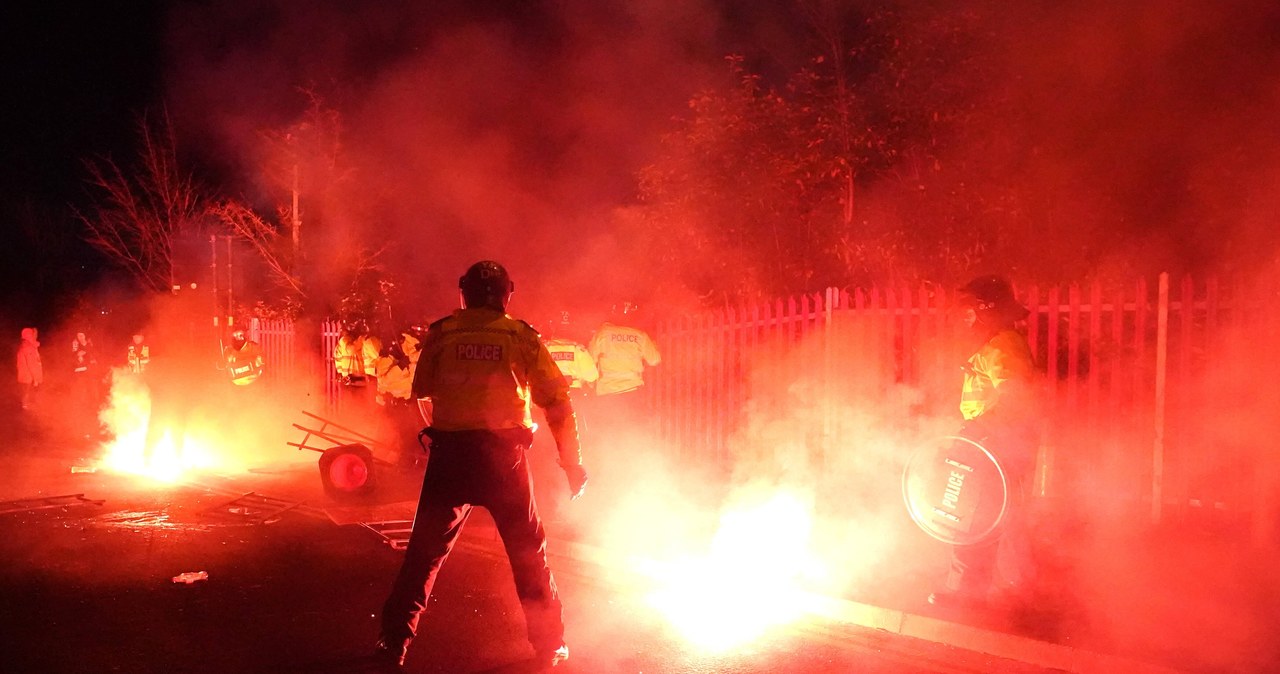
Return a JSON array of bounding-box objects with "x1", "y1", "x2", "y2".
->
[
  {"x1": 74, "y1": 110, "x2": 208, "y2": 293},
  {"x1": 209, "y1": 200, "x2": 304, "y2": 299}
]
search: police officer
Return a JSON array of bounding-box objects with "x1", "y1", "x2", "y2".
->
[
  {"x1": 126, "y1": 333, "x2": 150, "y2": 376},
  {"x1": 375, "y1": 261, "x2": 588, "y2": 670},
  {"x1": 587, "y1": 302, "x2": 661, "y2": 398},
  {"x1": 334, "y1": 319, "x2": 381, "y2": 411},
  {"x1": 375, "y1": 328, "x2": 422, "y2": 467},
  {"x1": 543, "y1": 312, "x2": 598, "y2": 394},
  {"x1": 70, "y1": 330, "x2": 100, "y2": 434},
  {"x1": 223, "y1": 329, "x2": 265, "y2": 386},
  {"x1": 585, "y1": 302, "x2": 661, "y2": 454},
  {"x1": 16, "y1": 327, "x2": 42, "y2": 411},
  {"x1": 928, "y1": 275, "x2": 1040, "y2": 609},
  {"x1": 334, "y1": 319, "x2": 377, "y2": 386}
]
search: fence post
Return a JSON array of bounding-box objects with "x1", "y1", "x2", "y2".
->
[
  {"x1": 822, "y1": 287, "x2": 837, "y2": 470},
  {"x1": 1152, "y1": 272, "x2": 1170, "y2": 524}
]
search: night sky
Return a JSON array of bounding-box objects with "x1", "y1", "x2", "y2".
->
[
  {"x1": 0, "y1": 1, "x2": 775, "y2": 326},
  {"x1": 2, "y1": 3, "x2": 162, "y2": 202},
  {"x1": 2, "y1": 1, "x2": 1279, "y2": 331},
  {"x1": 1, "y1": 2, "x2": 164, "y2": 326}
]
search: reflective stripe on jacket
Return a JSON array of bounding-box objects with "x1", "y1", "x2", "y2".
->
[
  {"x1": 225, "y1": 342, "x2": 264, "y2": 385},
  {"x1": 960, "y1": 329, "x2": 1035, "y2": 421},
  {"x1": 334, "y1": 335, "x2": 381, "y2": 378}
]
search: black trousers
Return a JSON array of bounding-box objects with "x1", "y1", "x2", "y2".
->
[
  {"x1": 945, "y1": 430, "x2": 1038, "y2": 598},
  {"x1": 380, "y1": 428, "x2": 563, "y2": 653}
]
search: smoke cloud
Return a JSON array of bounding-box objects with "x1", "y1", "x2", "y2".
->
[{"x1": 121, "y1": 1, "x2": 1280, "y2": 671}]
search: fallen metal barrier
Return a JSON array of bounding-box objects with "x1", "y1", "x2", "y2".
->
[
  {"x1": 203, "y1": 491, "x2": 323, "y2": 524},
  {"x1": 0, "y1": 493, "x2": 105, "y2": 515},
  {"x1": 360, "y1": 519, "x2": 414, "y2": 550}
]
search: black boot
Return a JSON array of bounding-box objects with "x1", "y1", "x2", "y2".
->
[{"x1": 372, "y1": 637, "x2": 409, "y2": 670}]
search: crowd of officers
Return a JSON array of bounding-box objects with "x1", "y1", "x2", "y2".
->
[
  {"x1": 332, "y1": 301, "x2": 662, "y2": 430},
  {"x1": 15, "y1": 262, "x2": 1038, "y2": 670},
  {"x1": 13, "y1": 321, "x2": 266, "y2": 437}
]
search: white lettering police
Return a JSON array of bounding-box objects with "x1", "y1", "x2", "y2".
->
[
  {"x1": 941, "y1": 470, "x2": 966, "y2": 511},
  {"x1": 457, "y1": 344, "x2": 503, "y2": 361}
]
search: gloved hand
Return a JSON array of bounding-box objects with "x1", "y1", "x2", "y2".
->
[
  {"x1": 958, "y1": 416, "x2": 992, "y2": 442},
  {"x1": 563, "y1": 464, "x2": 588, "y2": 501}
]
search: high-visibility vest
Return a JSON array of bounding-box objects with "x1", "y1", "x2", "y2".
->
[
  {"x1": 960, "y1": 329, "x2": 1035, "y2": 421},
  {"x1": 544, "y1": 338, "x2": 598, "y2": 389},
  {"x1": 412, "y1": 308, "x2": 569, "y2": 431},
  {"x1": 127, "y1": 343, "x2": 150, "y2": 374},
  {"x1": 376, "y1": 333, "x2": 420, "y2": 403},
  {"x1": 334, "y1": 334, "x2": 382, "y2": 380},
  {"x1": 225, "y1": 341, "x2": 264, "y2": 386},
  {"x1": 588, "y1": 322, "x2": 661, "y2": 396}
]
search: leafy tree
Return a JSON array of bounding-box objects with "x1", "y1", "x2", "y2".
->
[{"x1": 636, "y1": 3, "x2": 1000, "y2": 302}]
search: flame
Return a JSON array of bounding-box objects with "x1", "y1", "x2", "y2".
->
[
  {"x1": 642, "y1": 490, "x2": 822, "y2": 653},
  {"x1": 96, "y1": 370, "x2": 217, "y2": 482}
]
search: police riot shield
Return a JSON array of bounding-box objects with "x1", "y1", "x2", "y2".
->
[{"x1": 902, "y1": 435, "x2": 1009, "y2": 546}]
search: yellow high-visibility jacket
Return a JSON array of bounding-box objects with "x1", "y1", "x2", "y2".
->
[
  {"x1": 960, "y1": 329, "x2": 1036, "y2": 421},
  {"x1": 127, "y1": 343, "x2": 150, "y2": 375},
  {"x1": 225, "y1": 341, "x2": 264, "y2": 386},
  {"x1": 411, "y1": 308, "x2": 570, "y2": 431},
  {"x1": 544, "y1": 338, "x2": 598, "y2": 389},
  {"x1": 588, "y1": 322, "x2": 661, "y2": 396},
  {"x1": 334, "y1": 334, "x2": 381, "y2": 379},
  {"x1": 376, "y1": 333, "x2": 421, "y2": 403}
]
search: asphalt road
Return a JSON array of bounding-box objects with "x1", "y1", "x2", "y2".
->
[{"x1": 0, "y1": 431, "x2": 1062, "y2": 674}]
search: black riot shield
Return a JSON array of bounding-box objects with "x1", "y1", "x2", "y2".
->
[{"x1": 902, "y1": 435, "x2": 1009, "y2": 546}]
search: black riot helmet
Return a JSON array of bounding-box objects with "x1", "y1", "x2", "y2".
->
[
  {"x1": 957, "y1": 275, "x2": 1029, "y2": 329},
  {"x1": 459, "y1": 260, "x2": 515, "y2": 311}
]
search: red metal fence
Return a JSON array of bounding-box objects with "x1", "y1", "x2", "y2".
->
[{"x1": 650, "y1": 274, "x2": 1266, "y2": 531}]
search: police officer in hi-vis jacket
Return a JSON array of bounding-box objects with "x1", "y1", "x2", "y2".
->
[
  {"x1": 928, "y1": 275, "x2": 1041, "y2": 610},
  {"x1": 543, "y1": 312, "x2": 598, "y2": 394},
  {"x1": 375, "y1": 261, "x2": 587, "y2": 670}
]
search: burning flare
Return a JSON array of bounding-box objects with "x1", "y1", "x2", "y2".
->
[
  {"x1": 96, "y1": 369, "x2": 216, "y2": 482},
  {"x1": 643, "y1": 490, "x2": 822, "y2": 653}
]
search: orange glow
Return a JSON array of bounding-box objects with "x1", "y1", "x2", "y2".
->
[
  {"x1": 642, "y1": 490, "x2": 822, "y2": 653},
  {"x1": 96, "y1": 370, "x2": 217, "y2": 483}
]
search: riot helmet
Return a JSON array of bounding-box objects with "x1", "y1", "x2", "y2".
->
[
  {"x1": 341, "y1": 319, "x2": 367, "y2": 337},
  {"x1": 459, "y1": 260, "x2": 514, "y2": 311},
  {"x1": 957, "y1": 275, "x2": 1029, "y2": 330}
]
